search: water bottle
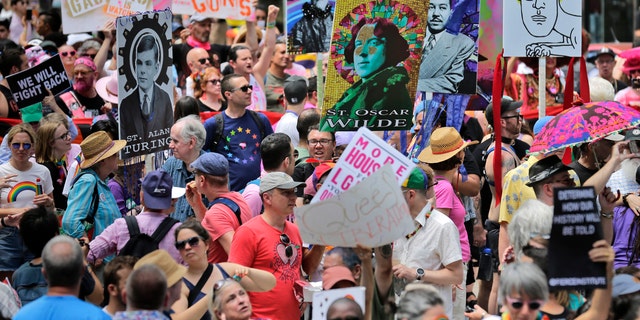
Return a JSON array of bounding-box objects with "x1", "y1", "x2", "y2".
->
[
  {"x1": 35, "y1": 178, "x2": 43, "y2": 195},
  {"x1": 477, "y1": 247, "x2": 493, "y2": 281}
]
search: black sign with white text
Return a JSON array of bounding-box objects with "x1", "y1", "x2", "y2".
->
[{"x1": 6, "y1": 55, "x2": 71, "y2": 109}]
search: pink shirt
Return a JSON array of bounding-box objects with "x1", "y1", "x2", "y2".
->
[
  {"x1": 87, "y1": 212, "x2": 182, "y2": 264},
  {"x1": 434, "y1": 177, "x2": 470, "y2": 262},
  {"x1": 203, "y1": 192, "x2": 253, "y2": 263}
]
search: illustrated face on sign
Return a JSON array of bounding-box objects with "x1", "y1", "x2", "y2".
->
[
  {"x1": 428, "y1": 0, "x2": 451, "y2": 34},
  {"x1": 353, "y1": 24, "x2": 386, "y2": 80},
  {"x1": 520, "y1": 0, "x2": 558, "y2": 37}
]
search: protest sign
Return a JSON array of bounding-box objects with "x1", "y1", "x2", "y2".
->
[
  {"x1": 312, "y1": 286, "x2": 365, "y2": 319},
  {"x1": 295, "y1": 165, "x2": 414, "y2": 247},
  {"x1": 313, "y1": 127, "x2": 415, "y2": 203},
  {"x1": 548, "y1": 187, "x2": 607, "y2": 290},
  {"x1": 61, "y1": 0, "x2": 153, "y2": 34},
  {"x1": 172, "y1": 0, "x2": 253, "y2": 20},
  {"x1": 503, "y1": 0, "x2": 581, "y2": 57},
  {"x1": 6, "y1": 55, "x2": 71, "y2": 109},
  {"x1": 319, "y1": 0, "x2": 427, "y2": 131},
  {"x1": 286, "y1": 0, "x2": 336, "y2": 54},
  {"x1": 117, "y1": 9, "x2": 174, "y2": 159}
]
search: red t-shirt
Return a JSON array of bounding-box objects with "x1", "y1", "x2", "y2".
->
[{"x1": 202, "y1": 192, "x2": 253, "y2": 263}]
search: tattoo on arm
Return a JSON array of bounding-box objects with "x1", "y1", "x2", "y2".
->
[{"x1": 379, "y1": 244, "x2": 392, "y2": 258}]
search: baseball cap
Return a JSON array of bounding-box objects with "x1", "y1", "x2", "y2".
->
[
  {"x1": 312, "y1": 162, "x2": 336, "y2": 186},
  {"x1": 142, "y1": 170, "x2": 173, "y2": 210},
  {"x1": 402, "y1": 167, "x2": 429, "y2": 190},
  {"x1": 190, "y1": 153, "x2": 229, "y2": 176},
  {"x1": 284, "y1": 76, "x2": 308, "y2": 105},
  {"x1": 526, "y1": 155, "x2": 572, "y2": 187},
  {"x1": 134, "y1": 250, "x2": 187, "y2": 287},
  {"x1": 322, "y1": 266, "x2": 357, "y2": 290},
  {"x1": 189, "y1": 13, "x2": 213, "y2": 24},
  {"x1": 260, "y1": 172, "x2": 305, "y2": 194},
  {"x1": 21, "y1": 102, "x2": 43, "y2": 123},
  {"x1": 626, "y1": 128, "x2": 640, "y2": 141},
  {"x1": 604, "y1": 132, "x2": 625, "y2": 142},
  {"x1": 612, "y1": 274, "x2": 640, "y2": 297},
  {"x1": 485, "y1": 97, "x2": 523, "y2": 121},
  {"x1": 595, "y1": 47, "x2": 616, "y2": 60}
]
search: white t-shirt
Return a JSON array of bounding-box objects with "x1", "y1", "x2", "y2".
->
[
  {"x1": 393, "y1": 207, "x2": 462, "y2": 319},
  {"x1": 0, "y1": 162, "x2": 54, "y2": 208},
  {"x1": 275, "y1": 111, "x2": 300, "y2": 147}
]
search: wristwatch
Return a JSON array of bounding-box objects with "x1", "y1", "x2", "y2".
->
[{"x1": 416, "y1": 268, "x2": 424, "y2": 281}]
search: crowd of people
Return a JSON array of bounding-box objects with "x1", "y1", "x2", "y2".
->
[{"x1": 4, "y1": 1, "x2": 640, "y2": 320}]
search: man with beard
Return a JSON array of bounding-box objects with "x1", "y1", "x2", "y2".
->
[
  {"x1": 615, "y1": 50, "x2": 640, "y2": 110},
  {"x1": 101, "y1": 256, "x2": 137, "y2": 317},
  {"x1": 55, "y1": 57, "x2": 110, "y2": 119},
  {"x1": 265, "y1": 41, "x2": 291, "y2": 112}
]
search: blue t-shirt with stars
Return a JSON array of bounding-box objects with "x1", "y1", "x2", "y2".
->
[{"x1": 204, "y1": 111, "x2": 273, "y2": 191}]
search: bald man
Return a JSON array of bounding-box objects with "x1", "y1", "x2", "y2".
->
[{"x1": 185, "y1": 47, "x2": 213, "y2": 96}]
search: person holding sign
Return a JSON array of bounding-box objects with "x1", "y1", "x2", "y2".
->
[
  {"x1": 120, "y1": 34, "x2": 173, "y2": 145},
  {"x1": 392, "y1": 167, "x2": 463, "y2": 319},
  {"x1": 0, "y1": 47, "x2": 29, "y2": 119}
]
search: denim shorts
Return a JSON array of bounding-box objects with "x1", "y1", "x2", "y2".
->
[{"x1": 0, "y1": 226, "x2": 32, "y2": 271}]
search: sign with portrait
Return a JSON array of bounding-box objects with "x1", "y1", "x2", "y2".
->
[
  {"x1": 312, "y1": 287, "x2": 366, "y2": 320},
  {"x1": 6, "y1": 55, "x2": 71, "y2": 109},
  {"x1": 60, "y1": 0, "x2": 153, "y2": 34},
  {"x1": 417, "y1": 0, "x2": 480, "y2": 94},
  {"x1": 117, "y1": 9, "x2": 174, "y2": 159},
  {"x1": 286, "y1": 0, "x2": 336, "y2": 54},
  {"x1": 503, "y1": 0, "x2": 582, "y2": 57},
  {"x1": 172, "y1": 0, "x2": 253, "y2": 20},
  {"x1": 319, "y1": 0, "x2": 428, "y2": 132}
]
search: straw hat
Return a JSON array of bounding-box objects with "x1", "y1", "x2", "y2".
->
[
  {"x1": 418, "y1": 127, "x2": 478, "y2": 164},
  {"x1": 80, "y1": 131, "x2": 126, "y2": 169},
  {"x1": 134, "y1": 250, "x2": 187, "y2": 287}
]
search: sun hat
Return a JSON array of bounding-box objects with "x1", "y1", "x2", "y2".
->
[
  {"x1": 190, "y1": 153, "x2": 229, "y2": 176},
  {"x1": 322, "y1": 266, "x2": 357, "y2": 290},
  {"x1": 402, "y1": 167, "x2": 429, "y2": 190},
  {"x1": 623, "y1": 56, "x2": 640, "y2": 73},
  {"x1": 418, "y1": 127, "x2": 478, "y2": 164},
  {"x1": 141, "y1": 170, "x2": 173, "y2": 210},
  {"x1": 134, "y1": 250, "x2": 187, "y2": 287},
  {"x1": 96, "y1": 73, "x2": 118, "y2": 104},
  {"x1": 80, "y1": 131, "x2": 126, "y2": 169},
  {"x1": 526, "y1": 155, "x2": 572, "y2": 187},
  {"x1": 260, "y1": 172, "x2": 305, "y2": 194}
]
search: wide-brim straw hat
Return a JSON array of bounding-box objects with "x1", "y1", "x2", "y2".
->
[
  {"x1": 418, "y1": 127, "x2": 478, "y2": 164},
  {"x1": 80, "y1": 131, "x2": 126, "y2": 169}
]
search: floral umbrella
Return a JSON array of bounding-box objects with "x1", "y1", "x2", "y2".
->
[{"x1": 530, "y1": 101, "x2": 640, "y2": 154}]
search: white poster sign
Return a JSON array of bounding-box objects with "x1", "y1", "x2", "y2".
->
[
  {"x1": 61, "y1": 0, "x2": 152, "y2": 34},
  {"x1": 295, "y1": 165, "x2": 414, "y2": 247},
  {"x1": 172, "y1": 0, "x2": 253, "y2": 20},
  {"x1": 503, "y1": 0, "x2": 582, "y2": 57},
  {"x1": 312, "y1": 287, "x2": 366, "y2": 320}
]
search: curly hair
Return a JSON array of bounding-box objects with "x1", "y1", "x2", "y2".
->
[{"x1": 344, "y1": 17, "x2": 409, "y2": 68}]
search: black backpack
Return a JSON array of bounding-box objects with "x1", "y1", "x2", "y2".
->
[
  {"x1": 210, "y1": 110, "x2": 266, "y2": 150},
  {"x1": 118, "y1": 216, "x2": 178, "y2": 258}
]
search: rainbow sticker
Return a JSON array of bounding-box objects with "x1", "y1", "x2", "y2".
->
[{"x1": 7, "y1": 181, "x2": 36, "y2": 203}]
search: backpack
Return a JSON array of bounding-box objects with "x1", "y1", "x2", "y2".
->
[
  {"x1": 209, "y1": 197, "x2": 243, "y2": 225},
  {"x1": 118, "y1": 216, "x2": 179, "y2": 258},
  {"x1": 210, "y1": 110, "x2": 266, "y2": 150}
]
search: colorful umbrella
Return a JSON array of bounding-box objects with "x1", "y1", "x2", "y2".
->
[{"x1": 530, "y1": 101, "x2": 640, "y2": 154}]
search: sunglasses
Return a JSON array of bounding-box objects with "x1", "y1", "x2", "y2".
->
[
  {"x1": 198, "y1": 57, "x2": 211, "y2": 64},
  {"x1": 505, "y1": 297, "x2": 544, "y2": 310},
  {"x1": 207, "y1": 79, "x2": 221, "y2": 85},
  {"x1": 60, "y1": 50, "x2": 76, "y2": 57},
  {"x1": 82, "y1": 53, "x2": 97, "y2": 60},
  {"x1": 174, "y1": 236, "x2": 201, "y2": 250},
  {"x1": 427, "y1": 180, "x2": 439, "y2": 188},
  {"x1": 11, "y1": 142, "x2": 32, "y2": 150},
  {"x1": 230, "y1": 84, "x2": 252, "y2": 93},
  {"x1": 502, "y1": 114, "x2": 523, "y2": 121},
  {"x1": 280, "y1": 233, "x2": 293, "y2": 258}
]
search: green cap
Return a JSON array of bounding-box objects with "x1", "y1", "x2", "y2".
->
[
  {"x1": 20, "y1": 102, "x2": 43, "y2": 123},
  {"x1": 402, "y1": 167, "x2": 429, "y2": 190}
]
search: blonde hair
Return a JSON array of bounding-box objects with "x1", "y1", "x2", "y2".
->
[
  {"x1": 7, "y1": 123, "x2": 36, "y2": 149},
  {"x1": 36, "y1": 122, "x2": 63, "y2": 163}
]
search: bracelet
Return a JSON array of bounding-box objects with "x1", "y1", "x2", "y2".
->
[
  {"x1": 623, "y1": 193, "x2": 631, "y2": 207},
  {"x1": 1, "y1": 217, "x2": 6, "y2": 227},
  {"x1": 266, "y1": 21, "x2": 276, "y2": 29},
  {"x1": 600, "y1": 211, "x2": 614, "y2": 219},
  {"x1": 232, "y1": 274, "x2": 243, "y2": 282}
]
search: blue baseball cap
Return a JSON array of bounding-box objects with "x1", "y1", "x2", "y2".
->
[
  {"x1": 190, "y1": 153, "x2": 229, "y2": 176},
  {"x1": 142, "y1": 170, "x2": 173, "y2": 210}
]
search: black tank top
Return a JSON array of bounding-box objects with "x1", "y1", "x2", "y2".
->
[{"x1": 0, "y1": 85, "x2": 21, "y2": 119}]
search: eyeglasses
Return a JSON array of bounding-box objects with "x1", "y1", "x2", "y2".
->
[
  {"x1": 548, "y1": 177, "x2": 574, "y2": 186},
  {"x1": 280, "y1": 233, "x2": 294, "y2": 258},
  {"x1": 309, "y1": 139, "x2": 333, "y2": 146},
  {"x1": 11, "y1": 142, "x2": 31, "y2": 150},
  {"x1": 56, "y1": 131, "x2": 71, "y2": 140},
  {"x1": 229, "y1": 84, "x2": 253, "y2": 93},
  {"x1": 427, "y1": 180, "x2": 439, "y2": 188},
  {"x1": 174, "y1": 236, "x2": 201, "y2": 250},
  {"x1": 502, "y1": 114, "x2": 523, "y2": 121},
  {"x1": 198, "y1": 57, "x2": 211, "y2": 64},
  {"x1": 505, "y1": 297, "x2": 544, "y2": 310},
  {"x1": 60, "y1": 50, "x2": 76, "y2": 57},
  {"x1": 207, "y1": 79, "x2": 221, "y2": 85},
  {"x1": 82, "y1": 53, "x2": 97, "y2": 60}
]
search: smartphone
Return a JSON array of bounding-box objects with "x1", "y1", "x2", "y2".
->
[
  {"x1": 25, "y1": 9, "x2": 32, "y2": 21},
  {"x1": 465, "y1": 306, "x2": 475, "y2": 313}
]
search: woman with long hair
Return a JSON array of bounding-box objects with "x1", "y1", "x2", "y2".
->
[
  {"x1": 195, "y1": 67, "x2": 226, "y2": 113},
  {"x1": 171, "y1": 220, "x2": 276, "y2": 320}
]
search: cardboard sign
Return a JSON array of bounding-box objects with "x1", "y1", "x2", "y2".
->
[
  {"x1": 313, "y1": 127, "x2": 415, "y2": 203},
  {"x1": 312, "y1": 287, "x2": 365, "y2": 319},
  {"x1": 318, "y1": 0, "x2": 428, "y2": 131},
  {"x1": 172, "y1": 0, "x2": 253, "y2": 20},
  {"x1": 6, "y1": 55, "x2": 71, "y2": 109},
  {"x1": 117, "y1": 10, "x2": 174, "y2": 159},
  {"x1": 61, "y1": 0, "x2": 153, "y2": 34},
  {"x1": 547, "y1": 187, "x2": 607, "y2": 290},
  {"x1": 295, "y1": 165, "x2": 414, "y2": 247},
  {"x1": 503, "y1": 0, "x2": 581, "y2": 57}
]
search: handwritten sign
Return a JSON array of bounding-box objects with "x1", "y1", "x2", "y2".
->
[
  {"x1": 61, "y1": 0, "x2": 153, "y2": 34},
  {"x1": 6, "y1": 55, "x2": 71, "y2": 109},
  {"x1": 295, "y1": 165, "x2": 414, "y2": 247},
  {"x1": 547, "y1": 187, "x2": 606, "y2": 290},
  {"x1": 312, "y1": 287, "x2": 365, "y2": 320},
  {"x1": 312, "y1": 127, "x2": 415, "y2": 203},
  {"x1": 172, "y1": 0, "x2": 253, "y2": 20}
]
